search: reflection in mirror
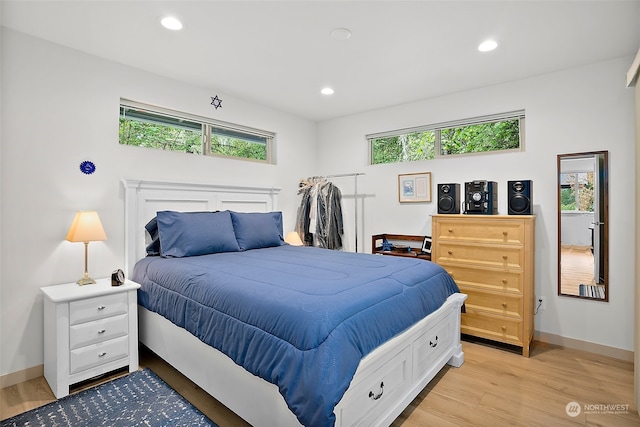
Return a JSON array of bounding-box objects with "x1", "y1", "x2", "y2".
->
[{"x1": 557, "y1": 151, "x2": 608, "y2": 301}]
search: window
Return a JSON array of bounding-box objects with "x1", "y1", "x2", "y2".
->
[
  {"x1": 560, "y1": 172, "x2": 594, "y2": 212},
  {"x1": 368, "y1": 111, "x2": 524, "y2": 165},
  {"x1": 119, "y1": 100, "x2": 274, "y2": 163}
]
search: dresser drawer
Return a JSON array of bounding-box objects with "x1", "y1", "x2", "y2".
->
[
  {"x1": 413, "y1": 313, "x2": 453, "y2": 380},
  {"x1": 461, "y1": 311, "x2": 523, "y2": 346},
  {"x1": 442, "y1": 264, "x2": 523, "y2": 294},
  {"x1": 70, "y1": 336, "x2": 129, "y2": 374},
  {"x1": 337, "y1": 346, "x2": 411, "y2": 427},
  {"x1": 70, "y1": 293, "x2": 128, "y2": 325},
  {"x1": 435, "y1": 242, "x2": 523, "y2": 269},
  {"x1": 460, "y1": 288, "x2": 523, "y2": 319},
  {"x1": 434, "y1": 219, "x2": 525, "y2": 245},
  {"x1": 69, "y1": 313, "x2": 128, "y2": 350}
]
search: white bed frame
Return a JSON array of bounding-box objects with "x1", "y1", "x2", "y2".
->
[{"x1": 122, "y1": 178, "x2": 466, "y2": 427}]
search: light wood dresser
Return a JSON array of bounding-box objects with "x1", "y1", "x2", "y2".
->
[{"x1": 432, "y1": 214, "x2": 535, "y2": 356}]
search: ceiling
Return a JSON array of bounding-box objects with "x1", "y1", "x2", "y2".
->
[{"x1": 2, "y1": 1, "x2": 639, "y2": 122}]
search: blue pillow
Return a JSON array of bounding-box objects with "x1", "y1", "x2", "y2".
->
[
  {"x1": 144, "y1": 217, "x2": 161, "y2": 256},
  {"x1": 230, "y1": 211, "x2": 284, "y2": 251},
  {"x1": 156, "y1": 210, "x2": 240, "y2": 257}
]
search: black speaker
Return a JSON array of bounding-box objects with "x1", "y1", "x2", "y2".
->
[
  {"x1": 437, "y1": 183, "x2": 460, "y2": 214},
  {"x1": 464, "y1": 180, "x2": 498, "y2": 214},
  {"x1": 508, "y1": 180, "x2": 532, "y2": 215}
]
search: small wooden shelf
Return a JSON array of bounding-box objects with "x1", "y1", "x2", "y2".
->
[{"x1": 372, "y1": 233, "x2": 431, "y2": 261}]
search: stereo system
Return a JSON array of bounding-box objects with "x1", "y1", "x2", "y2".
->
[
  {"x1": 436, "y1": 180, "x2": 532, "y2": 215},
  {"x1": 464, "y1": 180, "x2": 497, "y2": 214}
]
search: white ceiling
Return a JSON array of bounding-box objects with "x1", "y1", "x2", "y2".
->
[{"x1": 2, "y1": 1, "x2": 639, "y2": 122}]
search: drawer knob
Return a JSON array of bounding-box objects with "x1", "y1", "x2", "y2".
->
[
  {"x1": 98, "y1": 352, "x2": 107, "y2": 357},
  {"x1": 501, "y1": 302, "x2": 507, "y2": 308},
  {"x1": 430, "y1": 335, "x2": 439, "y2": 348},
  {"x1": 502, "y1": 231, "x2": 508, "y2": 236},
  {"x1": 501, "y1": 326, "x2": 507, "y2": 331},
  {"x1": 448, "y1": 228, "x2": 453, "y2": 233},
  {"x1": 448, "y1": 250, "x2": 453, "y2": 255},
  {"x1": 97, "y1": 306, "x2": 106, "y2": 311},
  {"x1": 502, "y1": 255, "x2": 508, "y2": 260},
  {"x1": 98, "y1": 329, "x2": 106, "y2": 334},
  {"x1": 368, "y1": 382, "x2": 384, "y2": 401},
  {"x1": 502, "y1": 279, "x2": 507, "y2": 284}
]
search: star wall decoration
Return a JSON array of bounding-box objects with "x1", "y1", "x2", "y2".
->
[{"x1": 210, "y1": 95, "x2": 223, "y2": 110}]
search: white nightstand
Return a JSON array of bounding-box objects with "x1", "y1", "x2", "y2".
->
[{"x1": 41, "y1": 278, "x2": 141, "y2": 398}]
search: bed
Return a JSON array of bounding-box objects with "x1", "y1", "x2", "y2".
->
[{"x1": 123, "y1": 178, "x2": 466, "y2": 427}]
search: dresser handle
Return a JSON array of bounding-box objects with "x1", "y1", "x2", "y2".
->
[
  {"x1": 430, "y1": 336, "x2": 438, "y2": 347},
  {"x1": 368, "y1": 382, "x2": 384, "y2": 401},
  {"x1": 501, "y1": 326, "x2": 507, "y2": 331},
  {"x1": 448, "y1": 228, "x2": 453, "y2": 233},
  {"x1": 502, "y1": 279, "x2": 507, "y2": 284},
  {"x1": 448, "y1": 250, "x2": 453, "y2": 255},
  {"x1": 97, "y1": 329, "x2": 106, "y2": 334},
  {"x1": 501, "y1": 302, "x2": 507, "y2": 308},
  {"x1": 502, "y1": 255, "x2": 508, "y2": 260},
  {"x1": 97, "y1": 306, "x2": 106, "y2": 310},
  {"x1": 502, "y1": 231, "x2": 508, "y2": 236},
  {"x1": 98, "y1": 352, "x2": 107, "y2": 357}
]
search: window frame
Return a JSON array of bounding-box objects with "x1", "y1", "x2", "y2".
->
[
  {"x1": 119, "y1": 99, "x2": 275, "y2": 164},
  {"x1": 367, "y1": 111, "x2": 525, "y2": 165}
]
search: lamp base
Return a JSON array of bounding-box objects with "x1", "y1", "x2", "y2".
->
[{"x1": 76, "y1": 276, "x2": 97, "y2": 286}]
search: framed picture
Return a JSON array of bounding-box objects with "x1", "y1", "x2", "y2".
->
[
  {"x1": 398, "y1": 172, "x2": 432, "y2": 203},
  {"x1": 421, "y1": 236, "x2": 432, "y2": 254}
]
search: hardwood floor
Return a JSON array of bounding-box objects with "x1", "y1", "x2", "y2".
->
[
  {"x1": 561, "y1": 245, "x2": 597, "y2": 297},
  {"x1": 1, "y1": 340, "x2": 638, "y2": 426}
]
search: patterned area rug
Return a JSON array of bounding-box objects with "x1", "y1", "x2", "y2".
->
[{"x1": 1, "y1": 369, "x2": 217, "y2": 427}]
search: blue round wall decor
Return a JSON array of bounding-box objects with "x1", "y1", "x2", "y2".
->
[{"x1": 79, "y1": 160, "x2": 96, "y2": 175}]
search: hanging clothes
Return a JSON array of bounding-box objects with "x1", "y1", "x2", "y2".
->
[{"x1": 296, "y1": 178, "x2": 344, "y2": 250}]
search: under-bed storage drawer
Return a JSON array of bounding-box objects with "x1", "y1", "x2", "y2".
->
[
  {"x1": 412, "y1": 312, "x2": 453, "y2": 381},
  {"x1": 337, "y1": 345, "x2": 412, "y2": 427}
]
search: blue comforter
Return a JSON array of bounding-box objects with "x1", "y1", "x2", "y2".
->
[{"x1": 132, "y1": 245, "x2": 459, "y2": 427}]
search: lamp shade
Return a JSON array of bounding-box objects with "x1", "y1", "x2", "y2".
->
[
  {"x1": 66, "y1": 211, "x2": 107, "y2": 243},
  {"x1": 285, "y1": 231, "x2": 303, "y2": 246}
]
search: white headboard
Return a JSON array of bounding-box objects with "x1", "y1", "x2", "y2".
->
[{"x1": 122, "y1": 178, "x2": 281, "y2": 275}]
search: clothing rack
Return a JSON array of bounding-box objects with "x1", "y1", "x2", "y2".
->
[{"x1": 299, "y1": 172, "x2": 365, "y2": 252}]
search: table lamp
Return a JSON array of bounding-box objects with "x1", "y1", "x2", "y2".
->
[
  {"x1": 66, "y1": 211, "x2": 107, "y2": 285},
  {"x1": 285, "y1": 231, "x2": 303, "y2": 246}
]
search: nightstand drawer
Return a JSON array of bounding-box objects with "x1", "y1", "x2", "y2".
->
[
  {"x1": 70, "y1": 293, "x2": 128, "y2": 325},
  {"x1": 70, "y1": 336, "x2": 129, "y2": 374},
  {"x1": 69, "y1": 314, "x2": 128, "y2": 349}
]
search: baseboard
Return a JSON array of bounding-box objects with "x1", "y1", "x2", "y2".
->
[
  {"x1": 0, "y1": 364, "x2": 43, "y2": 389},
  {"x1": 534, "y1": 331, "x2": 634, "y2": 362}
]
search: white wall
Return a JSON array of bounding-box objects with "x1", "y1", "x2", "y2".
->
[
  {"x1": 0, "y1": 28, "x2": 317, "y2": 377},
  {"x1": 316, "y1": 56, "x2": 636, "y2": 352}
]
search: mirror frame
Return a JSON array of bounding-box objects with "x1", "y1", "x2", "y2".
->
[{"x1": 557, "y1": 150, "x2": 609, "y2": 301}]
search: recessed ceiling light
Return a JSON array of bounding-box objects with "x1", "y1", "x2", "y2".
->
[
  {"x1": 330, "y1": 28, "x2": 352, "y2": 41},
  {"x1": 161, "y1": 16, "x2": 183, "y2": 31},
  {"x1": 478, "y1": 40, "x2": 498, "y2": 52},
  {"x1": 321, "y1": 87, "x2": 335, "y2": 95}
]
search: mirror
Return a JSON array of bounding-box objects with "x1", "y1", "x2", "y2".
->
[{"x1": 557, "y1": 151, "x2": 608, "y2": 301}]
